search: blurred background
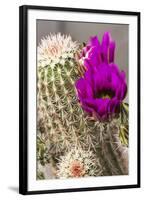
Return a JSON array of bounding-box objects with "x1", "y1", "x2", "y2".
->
[{"x1": 37, "y1": 20, "x2": 129, "y2": 101}]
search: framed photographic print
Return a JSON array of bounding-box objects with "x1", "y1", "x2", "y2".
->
[{"x1": 19, "y1": 5, "x2": 140, "y2": 195}]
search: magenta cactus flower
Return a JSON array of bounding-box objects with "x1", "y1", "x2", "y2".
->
[
  {"x1": 79, "y1": 32, "x2": 116, "y2": 70},
  {"x1": 75, "y1": 63, "x2": 127, "y2": 121}
]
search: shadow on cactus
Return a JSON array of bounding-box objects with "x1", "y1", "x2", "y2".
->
[{"x1": 37, "y1": 32, "x2": 129, "y2": 180}]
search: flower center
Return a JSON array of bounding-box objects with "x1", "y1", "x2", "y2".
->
[
  {"x1": 96, "y1": 89, "x2": 115, "y2": 99},
  {"x1": 70, "y1": 160, "x2": 85, "y2": 177}
]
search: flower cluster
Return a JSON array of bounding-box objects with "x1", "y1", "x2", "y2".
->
[
  {"x1": 75, "y1": 32, "x2": 127, "y2": 121},
  {"x1": 38, "y1": 33, "x2": 79, "y2": 67},
  {"x1": 57, "y1": 147, "x2": 102, "y2": 179}
]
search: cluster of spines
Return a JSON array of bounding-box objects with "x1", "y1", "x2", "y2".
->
[
  {"x1": 37, "y1": 59, "x2": 101, "y2": 158},
  {"x1": 37, "y1": 48, "x2": 129, "y2": 179}
]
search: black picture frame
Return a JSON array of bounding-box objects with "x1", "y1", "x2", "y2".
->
[{"x1": 19, "y1": 5, "x2": 141, "y2": 195}]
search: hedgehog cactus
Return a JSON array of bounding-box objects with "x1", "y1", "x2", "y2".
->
[
  {"x1": 37, "y1": 32, "x2": 128, "y2": 179},
  {"x1": 38, "y1": 33, "x2": 79, "y2": 151},
  {"x1": 37, "y1": 33, "x2": 99, "y2": 155},
  {"x1": 57, "y1": 147, "x2": 103, "y2": 178}
]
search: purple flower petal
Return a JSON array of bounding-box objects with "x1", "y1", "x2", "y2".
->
[
  {"x1": 75, "y1": 62, "x2": 127, "y2": 121},
  {"x1": 79, "y1": 32, "x2": 116, "y2": 70},
  {"x1": 109, "y1": 41, "x2": 115, "y2": 63},
  {"x1": 95, "y1": 98, "x2": 110, "y2": 119},
  {"x1": 88, "y1": 36, "x2": 100, "y2": 47},
  {"x1": 83, "y1": 46, "x2": 102, "y2": 68},
  {"x1": 102, "y1": 32, "x2": 110, "y2": 47},
  {"x1": 75, "y1": 78, "x2": 93, "y2": 100}
]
